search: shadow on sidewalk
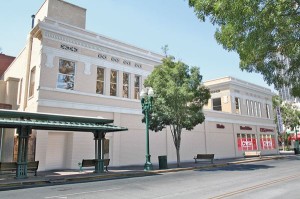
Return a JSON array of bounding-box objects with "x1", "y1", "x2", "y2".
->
[{"x1": 196, "y1": 164, "x2": 275, "y2": 172}]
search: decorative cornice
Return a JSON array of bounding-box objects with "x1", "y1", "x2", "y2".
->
[{"x1": 40, "y1": 21, "x2": 162, "y2": 65}]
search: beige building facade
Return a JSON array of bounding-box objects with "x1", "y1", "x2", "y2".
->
[{"x1": 0, "y1": 0, "x2": 277, "y2": 171}]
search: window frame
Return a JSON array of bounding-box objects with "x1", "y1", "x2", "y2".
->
[
  {"x1": 123, "y1": 72, "x2": 130, "y2": 98},
  {"x1": 110, "y1": 69, "x2": 118, "y2": 96},
  {"x1": 212, "y1": 98, "x2": 222, "y2": 111},
  {"x1": 96, "y1": 67, "x2": 105, "y2": 95},
  {"x1": 28, "y1": 67, "x2": 36, "y2": 98},
  {"x1": 56, "y1": 59, "x2": 76, "y2": 90}
]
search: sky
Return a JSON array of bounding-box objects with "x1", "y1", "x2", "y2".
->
[{"x1": 0, "y1": 0, "x2": 275, "y2": 92}]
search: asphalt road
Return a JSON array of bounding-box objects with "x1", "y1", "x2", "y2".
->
[{"x1": 1, "y1": 156, "x2": 300, "y2": 199}]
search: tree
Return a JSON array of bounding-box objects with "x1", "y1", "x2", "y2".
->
[
  {"x1": 272, "y1": 95, "x2": 300, "y2": 149},
  {"x1": 189, "y1": 0, "x2": 300, "y2": 97},
  {"x1": 143, "y1": 56, "x2": 210, "y2": 167}
]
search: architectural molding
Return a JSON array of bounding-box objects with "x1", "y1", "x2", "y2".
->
[
  {"x1": 39, "y1": 86, "x2": 140, "y2": 103},
  {"x1": 40, "y1": 22, "x2": 162, "y2": 65},
  {"x1": 37, "y1": 98, "x2": 141, "y2": 115},
  {"x1": 42, "y1": 46, "x2": 151, "y2": 77}
]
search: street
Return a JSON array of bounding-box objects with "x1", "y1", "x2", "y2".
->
[{"x1": 1, "y1": 156, "x2": 300, "y2": 199}]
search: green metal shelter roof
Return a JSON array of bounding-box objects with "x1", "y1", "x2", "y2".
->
[{"x1": 0, "y1": 109, "x2": 128, "y2": 132}]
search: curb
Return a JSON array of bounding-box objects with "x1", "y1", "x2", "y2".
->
[{"x1": 0, "y1": 156, "x2": 284, "y2": 190}]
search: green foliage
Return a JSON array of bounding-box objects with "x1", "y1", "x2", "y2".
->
[
  {"x1": 144, "y1": 56, "x2": 210, "y2": 166},
  {"x1": 189, "y1": 0, "x2": 300, "y2": 97},
  {"x1": 273, "y1": 95, "x2": 300, "y2": 130},
  {"x1": 144, "y1": 56, "x2": 210, "y2": 132}
]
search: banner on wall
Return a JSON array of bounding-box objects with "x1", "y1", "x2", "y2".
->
[
  {"x1": 237, "y1": 138, "x2": 258, "y2": 151},
  {"x1": 276, "y1": 106, "x2": 283, "y2": 133},
  {"x1": 260, "y1": 137, "x2": 276, "y2": 149}
]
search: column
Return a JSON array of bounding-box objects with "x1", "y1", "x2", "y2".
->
[{"x1": 16, "y1": 126, "x2": 31, "y2": 179}]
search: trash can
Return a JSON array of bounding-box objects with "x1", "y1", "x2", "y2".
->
[{"x1": 158, "y1": 155, "x2": 168, "y2": 169}]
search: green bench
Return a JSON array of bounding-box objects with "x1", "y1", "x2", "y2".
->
[
  {"x1": 82, "y1": 159, "x2": 110, "y2": 172},
  {"x1": 0, "y1": 161, "x2": 39, "y2": 176},
  {"x1": 193, "y1": 154, "x2": 214, "y2": 164}
]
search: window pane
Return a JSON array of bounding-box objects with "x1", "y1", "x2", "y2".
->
[
  {"x1": 57, "y1": 59, "x2": 75, "y2": 90},
  {"x1": 57, "y1": 74, "x2": 74, "y2": 90},
  {"x1": 134, "y1": 75, "x2": 141, "y2": 99},
  {"x1": 96, "y1": 81, "x2": 104, "y2": 94},
  {"x1": 97, "y1": 68, "x2": 104, "y2": 81},
  {"x1": 59, "y1": 59, "x2": 75, "y2": 75},
  {"x1": 235, "y1": 97, "x2": 240, "y2": 114},
  {"x1": 96, "y1": 67, "x2": 105, "y2": 94},
  {"x1": 246, "y1": 100, "x2": 249, "y2": 115},
  {"x1": 212, "y1": 98, "x2": 222, "y2": 111},
  {"x1": 110, "y1": 70, "x2": 117, "y2": 96},
  {"x1": 123, "y1": 73, "x2": 129, "y2": 98},
  {"x1": 266, "y1": 104, "x2": 270, "y2": 118},
  {"x1": 29, "y1": 67, "x2": 36, "y2": 97}
]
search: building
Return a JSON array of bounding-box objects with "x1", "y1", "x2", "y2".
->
[
  {"x1": 0, "y1": 0, "x2": 277, "y2": 171},
  {"x1": 277, "y1": 55, "x2": 300, "y2": 104},
  {"x1": 0, "y1": 53, "x2": 15, "y2": 79}
]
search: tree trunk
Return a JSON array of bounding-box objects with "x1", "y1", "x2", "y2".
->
[{"x1": 176, "y1": 146, "x2": 180, "y2": 167}]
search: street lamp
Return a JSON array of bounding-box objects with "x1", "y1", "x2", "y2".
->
[{"x1": 140, "y1": 87, "x2": 154, "y2": 171}]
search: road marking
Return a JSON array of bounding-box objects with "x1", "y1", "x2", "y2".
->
[
  {"x1": 209, "y1": 173, "x2": 300, "y2": 199},
  {"x1": 44, "y1": 187, "x2": 122, "y2": 198}
]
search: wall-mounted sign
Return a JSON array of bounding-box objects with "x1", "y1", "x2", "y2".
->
[
  {"x1": 260, "y1": 128, "x2": 274, "y2": 132},
  {"x1": 216, "y1": 124, "x2": 225, "y2": 129},
  {"x1": 61, "y1": 44, "x2": 78, "y2": 52},
  {"x1": 240, "y1": 126, "x2": 252, "y2": 130}
]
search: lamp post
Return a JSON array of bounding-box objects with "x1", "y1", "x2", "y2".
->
[{"x1": 140, "y1": 87, "x2": 154, "y2": 171}]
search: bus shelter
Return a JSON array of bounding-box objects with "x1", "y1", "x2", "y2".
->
[{"x1": 0, "y1": 109, "x2": 127, "y2": 178}]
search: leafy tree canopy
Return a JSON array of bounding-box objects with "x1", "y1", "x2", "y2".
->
[
  {"x1": 189, "y1": 0, "x2": 300, "y2": 97},
  {"x1": 144, "y1": 56, "x2": 210, "y2": 133},
  {"x1": 273, "y1": 95, "x2": 300, "y2": 131}
]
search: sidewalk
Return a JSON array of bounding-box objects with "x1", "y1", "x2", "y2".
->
[{"x1": 0, "y1": 155, "x2": 285, "y2": 191}]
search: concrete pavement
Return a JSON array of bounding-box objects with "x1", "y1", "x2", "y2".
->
[{"x1": 0, "y1": 155, "x2": 287, "y2": 191}]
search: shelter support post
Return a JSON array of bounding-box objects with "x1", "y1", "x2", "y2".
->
[
  {"x1": 94, "y1": 131, "x2": 105, "y2": 173},
  {"x1": 16, "y1": 126, "x2": 31, "y2": 179}
]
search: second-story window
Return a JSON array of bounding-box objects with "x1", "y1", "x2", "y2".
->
[
  {"x1": 134, "y1": 75, "x2": 141, "y2": 99},
  {"x1": 29, "y1": 67, "x2": 36, "y2": 98},
  {"x1": 96, "y1": 67, "x2": 105, "y2": 94},
  {"x1": 123, "y1": 72, "x2": 129, "y2": 98},
  {"x1": 250, "y1": 100, "x2": 254, "y2": 116},
  {"x1": 254, "y1": 102, "x2": 258, "y2": 117},
  {"x1": 266, "y1": 104, "x2": 270, "y2": 119},
  {"x1": 110, "y1": 70, "x2": 118, "y2": 96},
  {"x1": 212, "y1": 98, "x2": 222, "y2": 111},
  {"x1": 246, "y1": 100, "x2": 250, "y2": 115},
  {"x1": 258, "y1": 102, "x2": 262, "y2": 117},
  {"x1": 235, "y1": 97, "x2": 240, "y2": 114},
  {"x1": 57, "y1": 59, "x2": 75, "y2": 90}
]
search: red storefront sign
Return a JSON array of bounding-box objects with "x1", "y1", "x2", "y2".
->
[
  {"x1": 260, "y1": 128, "x2": 274, "y2": 132},
  {"x1": 240, "y1": 126, "x2": 252, "y2": 130},
  {"x1": 216, "y1": 124, "x2": 225, "y2": 129}
]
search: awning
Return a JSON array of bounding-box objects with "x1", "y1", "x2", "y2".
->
[
  {"x1": 288, "y1": 133, "x2": 300, "y2": 141},
  {"x1": 0, "y1": 109, "x2": 128, "y2": 132}
]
